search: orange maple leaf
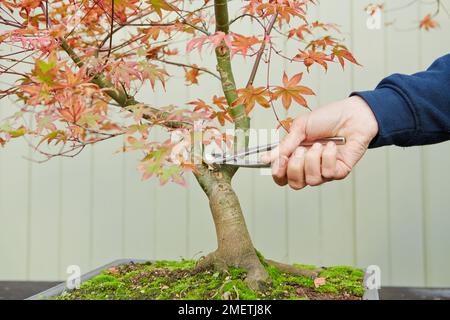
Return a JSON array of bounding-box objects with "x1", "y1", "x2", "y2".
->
[
  {"x1": 272, "y1": 72, "x2": 315, "y2": 109},
  {"x1": 231, "y1": 33, "x2": 261, "y2": 56},
  {"x1": 288, "y1": 24, "x2": 311, "y2": 40},
  {"x1": 185, "y1": 65, "x2": 201, "y2": 85},
  {"x1": 294, "y1": 50, "x2": 332, "y2": 71},
  {"x1": 212, "y1": 95, "x2": 228, "y2": 110},
  {"x1": 277, "y1": 117, "x2": 294, "y2": 131},
  {"x1": 213, "y1": 110, "x2": 232, "y2": 126},
  {"x1": 234, "y1": 86, "x2": 271, "y2": 114},
  {"x1": 187, "y1": 99, "x2": 212, "y2": 113},
  {"x1": 420, "y1": 14, "x2": 439, "y2": 31},
  {"x1": 331, "y1": 45, "x2": 361, "y2": 68},
  {"x1": 59, "y1": 100, "x2": 86, "y2": 123}
]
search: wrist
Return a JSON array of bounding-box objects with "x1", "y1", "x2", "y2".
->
[{"x1": 347, "y1": 96, "x2": 379, "y2": 143}]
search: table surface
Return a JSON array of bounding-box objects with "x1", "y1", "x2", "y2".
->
[{"x1": 1, "y1": 281, "x2": 450, "y2": 300}]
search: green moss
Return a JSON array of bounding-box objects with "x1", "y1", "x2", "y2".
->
[
  {"x1": 315, "y1": 266, "x2": 366, "y2": 296},
  {"x1": 56, "y1": 259, "x2": 365, "y2": 300}
]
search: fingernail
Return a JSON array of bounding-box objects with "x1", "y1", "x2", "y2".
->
[{"x1": 261, "y1": 153, "x2": 270, "y2": 163}]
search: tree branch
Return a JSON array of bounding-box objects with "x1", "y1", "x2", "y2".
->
[
  {"x1": 246, "y1": 13, "x2": 278, "y2": 88},
  {"x1": 60, "y1": 39, "x2": 188, "y2": 129},
  {"x1": 156, "y1": 58, "x2": 221, "y2": 80}
]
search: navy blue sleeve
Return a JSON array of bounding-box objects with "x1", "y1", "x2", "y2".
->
[{"x1": 351, "y1": 54, "x2": 450, "y2": 148}]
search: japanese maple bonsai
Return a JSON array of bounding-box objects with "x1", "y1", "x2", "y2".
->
[{"x1": 1, "y1": 0, "x2": 365, "y2": 294}]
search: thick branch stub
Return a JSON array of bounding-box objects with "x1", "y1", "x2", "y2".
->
[
  {"x1": 214, "y1": 0, "x2": 230, "y2": 33},
  {"x1": 213, "y1": 0, "x2": 250, "y2": 134}
]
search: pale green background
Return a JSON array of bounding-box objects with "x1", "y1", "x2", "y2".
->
[{"x1": 1, "y1": 0, "x2": 450, "y2": 287}]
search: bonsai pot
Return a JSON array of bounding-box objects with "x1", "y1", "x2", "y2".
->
[{"x1": 27, "y1": 259, "x2": 379, "y2": 300}]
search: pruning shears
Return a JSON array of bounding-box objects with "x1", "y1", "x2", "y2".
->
[{"x1": 210, "y1": 137, "x2": 346, "y2": 168}]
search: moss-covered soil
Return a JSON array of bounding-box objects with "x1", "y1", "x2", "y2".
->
[{"x1": 57, "y1": 260, "x2": 365, "y2": 300}]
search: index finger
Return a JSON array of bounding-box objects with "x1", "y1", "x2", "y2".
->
[{"x1": 262, "y1": 116, "x2": 307, "y2": 163}]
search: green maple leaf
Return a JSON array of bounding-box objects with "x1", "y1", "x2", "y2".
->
[
  {"x1": 147, "y1": 0, "x2": 175, "y2": 19},
  {"x1": 34, "y1": 53, "x2": 58, "y2": 85}
]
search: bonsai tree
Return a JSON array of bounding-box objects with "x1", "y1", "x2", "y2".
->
[{"x1": 1, "y1": 0, "x2": 436, "y2": 291}]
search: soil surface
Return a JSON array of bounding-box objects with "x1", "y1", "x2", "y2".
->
[{"x1": 56, "y1": 260, "x2": 365, "y2": 300}]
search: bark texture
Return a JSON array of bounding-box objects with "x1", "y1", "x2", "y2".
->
[{"x1": 196, "y1": 178, "x2": 269, "y2": 290}]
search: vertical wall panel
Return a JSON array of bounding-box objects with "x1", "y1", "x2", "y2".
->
[
  {"x1": 59, "y1": 150, "x2": 92, "y2": 279},
  {"x1": 122, "y1": 150, "x2": 156, "y2": 259},
  {"x1": 28, "y1": 155, "x2": 61, "y2": 280},
  {"x1": 90, "y1": 138, "x2": 125, "y2": 267},
  {"x1": 384, "y1": 1, "x2": 425, "y2": 286},
  {"x1": 0, "y1": 125, "x2": 30, "y2": 279},
  {"x1": 351, "y1": 0, "x2": 391, "y2": 285}
]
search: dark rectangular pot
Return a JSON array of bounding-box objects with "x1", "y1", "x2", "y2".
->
[{"x1": 27, "y1": 259, "x2": 379, "y2": 300}]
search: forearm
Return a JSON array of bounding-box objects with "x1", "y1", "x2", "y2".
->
[{"x1": 352, "y1": 54, "x2": 450, "y2": 148}]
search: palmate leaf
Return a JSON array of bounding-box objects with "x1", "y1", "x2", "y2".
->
[
  {"x1": 234, "y1": 86, "x2": 271, "y2": 114},
  {"x1": 147, "y1": 0, "x2": 176, "y2": 19},
  {"x1": 34, "y1": 52, "x2": 58, "y2": 85},
  {"x1": 272, "y1": 72, "x2": 315, "y2": 110}
]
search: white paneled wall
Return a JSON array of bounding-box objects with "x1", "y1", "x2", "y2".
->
[{"x1": 1, "y1": 0, "x2": 450, "y2": 287}]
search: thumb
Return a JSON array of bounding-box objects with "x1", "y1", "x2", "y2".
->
[{"x1": 262, "y1": 115, "x2": 308, "y2": 163}]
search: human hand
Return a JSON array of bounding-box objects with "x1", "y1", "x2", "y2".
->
[{"x1": 262, "y1": 96, "x2": 379, "y2": 189}]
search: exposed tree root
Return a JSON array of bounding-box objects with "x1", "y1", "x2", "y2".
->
[
  {"x1": 195, "y1": 250, "x2": 323, "y2": 293},
  {"x1": 195, "y1": 250, "x2": 270, "y2": 292},
  {"x1": 266, "y1": 259, "x2": 321, "y2": 279}
]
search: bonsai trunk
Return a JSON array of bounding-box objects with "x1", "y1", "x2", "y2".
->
[
  {"x1": 187, "y1": 1, "x2": 270, "y2": 290},
  {"x1": 194, "y1": 170, "x2": 269, "y2": 290}
]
